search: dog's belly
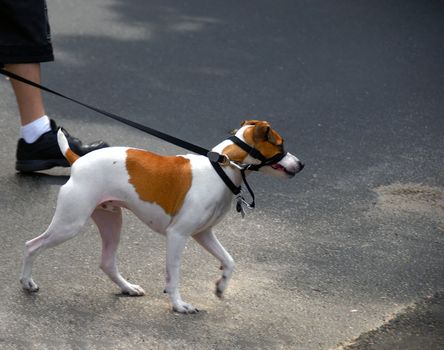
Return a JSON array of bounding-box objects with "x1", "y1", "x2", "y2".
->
[
  {"x1": 98, "y1": 185, "x2": 232, "y2": 236},
  {"x1": 97, "y1": 199, "x2": 171, "y2": 234},
  {"x1": 126, "y1": 200, "x2": 172, "y2": 234}
]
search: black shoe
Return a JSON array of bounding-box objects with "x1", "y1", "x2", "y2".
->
[{"x1": 16, "y1": 119, "x2": 109, "y2": 172}]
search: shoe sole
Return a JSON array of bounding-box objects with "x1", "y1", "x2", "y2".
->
[{"x1": 16, "y1": 159, "x2": 70, "y2": 173}]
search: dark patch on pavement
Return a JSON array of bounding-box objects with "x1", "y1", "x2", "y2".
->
[{"x1": 340, "y1": 292, "x2": 444, "y2": 350}]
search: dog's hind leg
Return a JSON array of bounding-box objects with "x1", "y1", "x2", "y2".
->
[
  {"x1": 91, "y1": 206, "x2": 145, "y2": 296},
  {"x1": 193, "y1": 229, "x2": 235, "y2": 298},
  {"x1": 20, "y1": 181, "x2": 96, "y2": 292}
]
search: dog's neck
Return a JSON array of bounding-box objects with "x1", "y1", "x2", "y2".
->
[{"x1": 211, "y1": 139, "x2": 247, "y2": 188}]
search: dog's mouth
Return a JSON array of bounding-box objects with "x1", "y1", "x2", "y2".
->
[{"x1": 271, "y1": 163, "x2": 296, "y2": 177}]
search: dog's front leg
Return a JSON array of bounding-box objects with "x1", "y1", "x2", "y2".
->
[
  {"x1": 193, "y1": 229, "x2": 235, "y2": 298},
  {"x1": 165, "y1": 230, "x2": 199, "y2": 314}
]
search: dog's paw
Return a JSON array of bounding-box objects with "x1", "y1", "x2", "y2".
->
[
  {"x1": 172, "y1": 302, "x2": 199, "y2": 314},
  {"x1": 215, "y1": 276, "x2": 227, "y2": 298},
  {"x1": 121, "y1": 283, "x2": 145, "y2": 296},
  {"x1": 20, "y1": 277, "x2": 39, "y2": 293}
]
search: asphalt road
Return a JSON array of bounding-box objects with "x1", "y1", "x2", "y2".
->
[{"x1": 1, "y1": 0, "x2": 443, "y2": 349}]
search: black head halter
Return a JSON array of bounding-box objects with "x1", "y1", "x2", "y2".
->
[
  {"x1": 227, "y1": 136, "x2": 287, "y2": 171},
  {"x1": 209, "y1": 135, "x2": 288, "y2": 217}
]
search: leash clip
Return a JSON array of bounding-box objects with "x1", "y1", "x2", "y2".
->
[
  {"x1": 235, "y1": 194, "x2": 254, "y2": 218},
  {"x1": 229, "y1": 160, "x2": 248, "y2": 171},
  {"x1": 207, "y1": 151, "x2": 231, "y2": 166}
]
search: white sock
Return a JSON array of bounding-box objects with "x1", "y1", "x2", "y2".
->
[{"x1": 20, "y1": 115, "x2": 51, "y2": 143}]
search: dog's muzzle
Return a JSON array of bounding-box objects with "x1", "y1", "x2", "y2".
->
[{"x1": 270, "y1": 156, "x2": 304, "y2": 177}]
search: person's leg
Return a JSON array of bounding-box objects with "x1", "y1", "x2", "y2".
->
[
  {"x1": 5, "y1": 63, "x2": 52, "y2": 144},
  {"x1": 1, "y1": 0, "x2": 109, "y2": 172},
  {"x1": 5, "y1": 63, "x2": 46, "y2": 126},
  {"x1": 7, "y1": 62, "x2": 109, "y2": 172}
]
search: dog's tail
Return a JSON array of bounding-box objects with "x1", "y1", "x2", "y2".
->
[{"x1": 57, "y1": 128, "x2": 80, "y2": 165}]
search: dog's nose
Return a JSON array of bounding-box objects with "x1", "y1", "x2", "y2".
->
[{"x1": 298, "y1": 161, "x2": 305, "y2": 171}]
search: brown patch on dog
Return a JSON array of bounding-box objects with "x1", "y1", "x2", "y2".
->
[
  {"x1": 222, "y1": 144, "x2": 248, "y2": 163},
  {"x1": 125, "y1": 149, "x2": 192, "y2": 216},
  {"x1": 65, "y1": 149, "x2": 80, "y2": 165}
]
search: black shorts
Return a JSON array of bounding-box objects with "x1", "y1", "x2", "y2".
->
[{"x1": 0, "y1": 0, "x2": 54, "y2": 64}]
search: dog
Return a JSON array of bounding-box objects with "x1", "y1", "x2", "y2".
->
[{"x1": 20, "y1": 120, "x2": 304, "y2": 313}]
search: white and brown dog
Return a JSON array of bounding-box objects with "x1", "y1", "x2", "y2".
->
[{"x1": 20, "y1": 120, "x2": 303, "y2": 313}]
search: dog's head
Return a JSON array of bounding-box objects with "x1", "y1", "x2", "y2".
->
[{"x1": 224, "y1": 120, "x2": 304, "y2": 178}]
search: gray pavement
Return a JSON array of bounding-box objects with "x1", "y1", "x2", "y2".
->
[{"x1": 1, "y1": 0, "x2": 443, "y2": 349}]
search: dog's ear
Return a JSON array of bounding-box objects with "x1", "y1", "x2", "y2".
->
[
  {"x1": 252, "y1": 122, "x2": 271, "y2": 142},
  {"x1": 250, "y1": 122, "x2": 282, "y2": 145},
  {"x1": 242, "y1": 120, "x2": 279, "y2": 144},
  {"x1": 267, "y1": 128, "x2": 282, "y2": 145},
  {"x1": 268, "y1": 129, "x2": 277, "y2": 144}
]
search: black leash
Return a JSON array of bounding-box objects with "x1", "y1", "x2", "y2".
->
[
  {"x1": 0, "y1": 67, "x2": 256, "y2": 214},
  {"x1": 0, "y1": 67, "x2": 213, "y2": 157}
]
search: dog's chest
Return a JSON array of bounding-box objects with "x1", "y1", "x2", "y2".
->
[{"x1": 169, "y1": 155, "x2": 234, "y2": 232}]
